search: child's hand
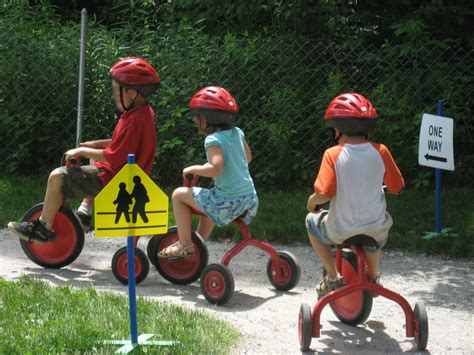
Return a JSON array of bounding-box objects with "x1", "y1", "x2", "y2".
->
[
  {"x1": 65, "y1": 148, "x2": 82, "y2": 162},
  {"x1": 182, "y1": 166, "x2": 198, "y2": 178}
]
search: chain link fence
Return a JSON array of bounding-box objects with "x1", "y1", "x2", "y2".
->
[{"x1": 1, "y1": 13, "x2": 473, "y2": 191}]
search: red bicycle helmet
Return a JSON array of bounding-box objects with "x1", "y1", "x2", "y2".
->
[
  {"x1": 110, "y1": 57, "x2": 160, "y2": 97},
  {"x1": 189, "y1": 86, "x2": 239, "y2": 126},
  {"x1": 324, "y1": 93, "x2": 378, "y2": 135}
]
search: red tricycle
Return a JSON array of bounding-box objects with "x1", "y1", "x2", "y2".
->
[
  {"x1": 114, "y1": 175, "x2": 301, "y2": 305},
  {"x1": 298, "y1": 235, "x2": 428, "y2": 351}
]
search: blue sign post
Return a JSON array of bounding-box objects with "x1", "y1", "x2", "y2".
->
[
  {"x1": 419, "y1": 100, "x2": 457, "y2": 240},
  {"x1": 101, "y1": 154, "x2": 177, "y2": 353},
  {"x1": 126, "y1": 154, "x2": 139, "y2": 346}
]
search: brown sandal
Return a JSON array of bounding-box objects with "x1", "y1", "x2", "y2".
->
[{"x1": 158, "y1": 241, "x2": 195, "y2": 258}]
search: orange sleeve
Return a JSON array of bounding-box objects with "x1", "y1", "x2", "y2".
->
[
  {"x1": 372, "y1": 143, "x2": 405, "y2": 194},
  {"x1": 314, "y1": 146, "x2": 342, "y2": 198}
]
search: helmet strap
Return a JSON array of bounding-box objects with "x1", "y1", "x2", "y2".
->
[
  {"x1": 119, "y1": 86, "x2": 139, "y2": 111},
  {"x1": 333, "y1": 128, "x2": 342, "y2": 144}
]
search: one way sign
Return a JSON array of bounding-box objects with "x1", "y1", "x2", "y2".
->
[{"x1": 418, "y1": 113, "x2": 454, "y2": 171}]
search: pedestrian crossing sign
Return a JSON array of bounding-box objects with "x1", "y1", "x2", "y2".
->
[{"x1": 94, "y1": 164, "x2": 169, "y2": 237}]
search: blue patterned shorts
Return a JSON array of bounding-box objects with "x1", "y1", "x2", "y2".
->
[{"x1": 191, "y1": 187, "x2": 258, "y2": 227}]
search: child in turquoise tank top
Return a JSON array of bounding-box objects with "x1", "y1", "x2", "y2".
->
[{"x1": 159, "y1": 86, "x2": 258, "y2": 258}]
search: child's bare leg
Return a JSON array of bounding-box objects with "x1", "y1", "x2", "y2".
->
[
  {"x1": 366, "y1": 250, "x2": 381, "y2": 280},
  {"x1": 197, "y1": 216, "x2": 215, "y2": 241},
  {"x1": 172, "y1": 187, "x2": 204, "y2": 246},
  {"x1": 83, "y1": 197, "x2": 94, "y2": 207},
  {"x1": 308, "y1": 233, "x2": 338, "y2": 278},
  {"x1": 41, "y1": 168, "x2": 65, "y2": 226}
]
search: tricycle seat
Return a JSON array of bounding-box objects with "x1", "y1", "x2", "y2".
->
[{"x1": 341, "y1": 235, "x2": 378, "y2": 248}]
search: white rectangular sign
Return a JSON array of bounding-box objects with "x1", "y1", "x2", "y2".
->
[{"x1": 418, "y1": 113, "x2": 454, "y2": 171}]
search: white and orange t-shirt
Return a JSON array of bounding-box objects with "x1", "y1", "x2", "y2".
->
[{"x1": 314, "y1": 142, "x2": 404, "y2": 244}]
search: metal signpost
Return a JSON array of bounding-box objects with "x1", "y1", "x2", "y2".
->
[
  {"x1": 96, "y1": 154, "x2": 176, "y2": 353},
  {"x1": 418, "y1": 100, "x2": 457, "y2": 239},
  {"x1": 76, "y1": 8, "x2": 87, "y2": 148}
]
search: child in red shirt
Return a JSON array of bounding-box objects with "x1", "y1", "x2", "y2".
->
[
  {"x1": 306, "y1": 93, "x2": 404, "y2": 297},
  {"x1": 8, "y1": 57, "x2": 160, "y2": 243}
]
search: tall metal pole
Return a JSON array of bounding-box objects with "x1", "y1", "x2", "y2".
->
[
  {"x1": 435, "y1": 100, "x2": 443, "y2": 233},
  {"x1": 76, "y1": 8, "x2": 88, "y2": 147}
]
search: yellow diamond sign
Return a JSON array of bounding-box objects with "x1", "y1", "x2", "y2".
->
[{"x1": 94, "y1": 164, "x2": 168, "y2": 237}]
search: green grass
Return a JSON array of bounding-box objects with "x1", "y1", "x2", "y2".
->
[
  {"x1": 0, "y1": 175, "x2": 47, "y2": 225},
  {"x1": 210, "y1": 189, "x2": 474, "y2": 258},
  {"x1": 0, "y1": 276, "x2": 239, "y2": 353},
  {"x1": 1, "y1": 174, "x2": 473, "y2": 257}
]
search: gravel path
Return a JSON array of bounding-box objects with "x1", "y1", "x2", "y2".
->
[{"x1": 1, "y1": 229, "x2": 473, "y2": 354}]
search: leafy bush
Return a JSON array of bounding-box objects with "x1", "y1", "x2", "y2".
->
[
  {"x1": 0, "y1": 4, "x2": 78, "y2": 171},
  {"x1": 0, "y1": 1, "x2": 472, "y2": 192}
]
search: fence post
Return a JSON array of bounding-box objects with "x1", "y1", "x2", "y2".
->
[
  {"x1": 76, "y1": 8, "x2": 88, "y2": 147},
  {"x1": 435, "y1": 100, "x2": 443, "y2": 233}
]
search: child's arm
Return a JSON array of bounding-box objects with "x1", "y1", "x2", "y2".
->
[
  {"x1": 307, "y1": 192, "x2": 331, "y2": 212},
  {"x1": 244, "y1": 141, "x2": 252, "y2": 163},
  {"x1": 80, "y1": 139, "x2": 111, "y2": 149},
  {"x1": 183, "y1": 146, "x2": 224, "y2": 178},
  {"x1": 377, "y1": 144, "x2": 405, "y2": 194}
]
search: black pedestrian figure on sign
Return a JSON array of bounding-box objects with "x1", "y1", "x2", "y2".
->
[
  {"x1": 131, "y1": 175, "x2": 149, "y2": 223},
  {"x1": 113, "y1": 182, "x2": 132, "y2": 224}
]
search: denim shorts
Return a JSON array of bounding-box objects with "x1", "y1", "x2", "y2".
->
[
  {"x1": 191, "y1": 187, "x2": 258, "y2": 227},
  {"x1": 58, "y1": 165, "x2": 104, "y2": 199},
  {"x1": 305, "y1": 210, "x2": 387, "y2": 252}
]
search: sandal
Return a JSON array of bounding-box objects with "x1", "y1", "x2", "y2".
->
[
  {"x1": 158, "y1": 241, "x2": 195, "y2": 259},
  {"x1": 316, "y1": 274, "x2": 344, "y2": 298}
]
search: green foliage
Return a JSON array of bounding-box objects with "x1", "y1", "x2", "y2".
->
[
  {"x1": 0, "y1": 3, "x2": 78, "y2": 171},
  {"x1": 43, "y1": 0, "x2": 474, "y2": 48},
  {"x1": 0, "y1": 1, "x2": 473, "y2": 191}
]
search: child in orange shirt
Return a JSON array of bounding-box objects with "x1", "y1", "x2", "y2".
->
[{"x1": 306, "y1": 93, "x2": 405, "y2": 297}]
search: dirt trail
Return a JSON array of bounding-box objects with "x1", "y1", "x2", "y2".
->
[{"x1": 1, "y1": 229, "x2": 473, "y2": 354}]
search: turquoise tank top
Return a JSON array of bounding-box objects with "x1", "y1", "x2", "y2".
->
[{"x1": 204, "y1": 127, "x2": 256, "y2": 198}]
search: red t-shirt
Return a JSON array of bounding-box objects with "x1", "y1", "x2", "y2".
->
[{"x1": 95, "y1": 104, "x2": 156, "y2": 185}]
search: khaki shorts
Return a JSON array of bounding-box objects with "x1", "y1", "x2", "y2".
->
[{"x1": 58, "y1": 165, "x2": 104, "y2": 199}]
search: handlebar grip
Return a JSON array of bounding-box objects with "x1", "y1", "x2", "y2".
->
[
  {"x1": 66, "y1": 157, "x2": 78, "y2": 168},
  {"x1": 184, "y1": 174, "x2": 199, "y2": 187}
]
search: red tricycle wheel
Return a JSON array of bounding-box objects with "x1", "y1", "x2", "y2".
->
[
  {"x1": 111, "y1": 246, "x2": 150, "y2": 285},
  {"x1": 266, "y1": 251, "x2": 301, "y2": 291},
  {"x1": 148, "y1": 227, "x2": 208, "y2": 285},
  {"x1": 327, "y1": 250, "x2": 373, "y2": 326},
  {"x1": 19, "y1": 203, "x2": 84, "y2": 269},
  {"x1": 200, "y1": 263, "x2": 234, "y2": 305},
  {"x1": 414, "y1": 302, "x2": 429, "y2": 350},
  {"x1": 298, "y1": 303, "x2": 312, "y2": 351}
]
